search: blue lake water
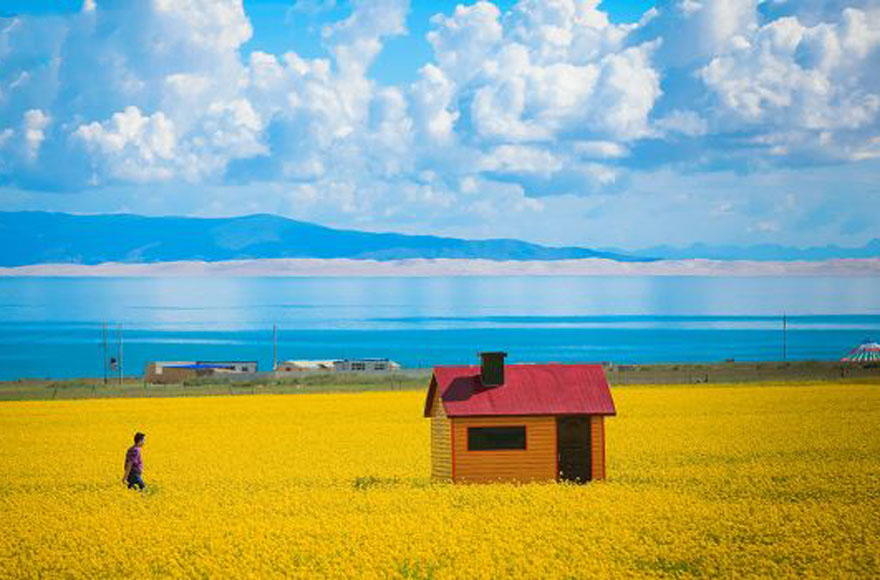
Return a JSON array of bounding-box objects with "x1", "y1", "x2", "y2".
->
[{"x1": 0, "y1": 276, "x2": 878, "y2": 380}]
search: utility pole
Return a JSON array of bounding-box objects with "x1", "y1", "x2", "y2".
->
[
  {"x1": 102, "y1": 322, "x2": 108, "y2": 385},
  {"x1": 273, "y1": 323, "x2": 278, "y2": 372},
  {"x1": 782, "y1": 313, "x2": 787, "y2": 362},
  {"x1": 118, "y1": 323, "x2": 124, "y2": 385}
]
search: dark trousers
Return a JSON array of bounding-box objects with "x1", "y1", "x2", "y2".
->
[{"x1": 127, "y1": 471, "x2": 145, "y2": 490}]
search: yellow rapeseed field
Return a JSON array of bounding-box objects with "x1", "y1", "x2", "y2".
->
[{"x1": 0, "y1": 383, "x2": 878, "y2": 578}]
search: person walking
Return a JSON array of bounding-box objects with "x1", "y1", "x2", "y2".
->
[{"x1": 123, "y1": 432, "x2": 146, "y2": 490}]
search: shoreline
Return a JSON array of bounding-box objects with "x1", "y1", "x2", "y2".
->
[
  {"x1": 3, "y1": 361, "x2": 876, "y2": 402},
  {"x1": 1, "y1": 257, "x2": 879, "y2": 277}
]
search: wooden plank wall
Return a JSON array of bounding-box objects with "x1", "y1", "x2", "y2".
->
[
  {"x1": 430, "y1": 389, "x2": 452, "y2": 481},
  {"x1": 590, "y1": 415, "x2": 605, "y2": 481},
  {"x1": 451, "y1": 416, "x2": 556, "y2": 483}
]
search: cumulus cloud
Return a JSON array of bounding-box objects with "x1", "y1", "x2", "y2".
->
[
  {"x1": 654, "y1": 110, "x2": 709, "y2": 137},
  {"x1": 427, "y1": 2, "x2": 503, "y2": 84},
  {"x1": 0, "y1": 0, "x2": 256, "y2": 186},
  {"x1": 74, "y1": 106, "x2": 176, "y2": 182},
  {"x1": 324, "y1": 0, "x2": 408, "y2": 76},
  {"x1": 22, "y1": 109, "x2": 50, "y2": 161},
  {"x1": 402, "y1": 0, "x2": 665, "y2": 199},
  {"x1": 700, "y1": 9, "x2": 880, "y2": 126},
  {"x1": 697, "y1": 6, "x2": 880, "y2": 162},
  {"x1": 424, "y1": 0, "x2": 660, "y2": 146},
  {"x1": 647, "y1": 0, "x2": 760, "y2": 66},
  {"x1": 0, "y1": 0, "x2": 878, "y2": 246},
  {"x1": 481, "y1": 144, "x2": 563, "y2": 176}
]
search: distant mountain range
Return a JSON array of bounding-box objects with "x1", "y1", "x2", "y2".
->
[
  {"x1": 2, "y1": 212, "x2": 876, "y2": 267},
  {"x1": 623, "y1": 241, "x2": 880, "y2": 262},
  {"x1": 0, "y1": 211, "x2": 647, "y2": 267}
]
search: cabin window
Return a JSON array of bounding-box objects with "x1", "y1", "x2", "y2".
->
[
  {"x1": 351, "y1": 362, "x2": 366, "y2": 371},
  {"x1": 467, "y1": 426, "x2": 526, "y2": 451}
]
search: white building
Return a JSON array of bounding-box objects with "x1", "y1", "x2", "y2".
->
[
  {"x1": 276, "y1": 360, "x2": 337, "y2": 372},
  {"x1": 276, "y1": 358, "x2": 401, "y2": 373},
  {"x1": 333, "y1": 358, "x2": 401, "y2": 372}
]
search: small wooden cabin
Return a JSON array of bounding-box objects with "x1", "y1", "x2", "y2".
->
[{"x1": 424, "y1": 352, "x2": 616, "y2": 483}]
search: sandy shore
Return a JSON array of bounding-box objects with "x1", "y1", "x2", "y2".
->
[
  {"x1": 1, "y1": 257, "x2": 879, "y2": 277},
  {"x1": 2, "y1": 257, "x2": 880, "y2": 276}
]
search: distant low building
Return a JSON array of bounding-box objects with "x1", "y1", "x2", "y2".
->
[
  {"x1": 276, "y1": 358, "x2": 401, "y2": 373},
  {"x1": 333, "y1": 358, "x2": 401, "y2": 372},
  {"x1": 276, "y1": 360, "x2": 337, "y2": 372},
  {"x1": 145, "y1": 361, "x2": 258, "y2": 384}
]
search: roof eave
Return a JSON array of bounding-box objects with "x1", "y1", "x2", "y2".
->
[{"x1": 445, "y1": 410, "x2": 617, "y2": 418}]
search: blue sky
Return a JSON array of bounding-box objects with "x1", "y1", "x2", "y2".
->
[
  {"x1": 242, "y1": 0, "x2": 656, "y2": 84},
  {"x1": 0, "y1": 0, "x2": 878, "y2": 249},
  {"x1": 1, "y1": 1, "x2": 656, "y2": 83}
]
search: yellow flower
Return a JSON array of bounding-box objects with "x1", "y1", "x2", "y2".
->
[{"x1": 0, "y1": 384, "x2": 877, "y2": 578}]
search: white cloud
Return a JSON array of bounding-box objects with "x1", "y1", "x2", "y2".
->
[
  {"x1": 851, "y1": 135, "x2": 880, "y2": 160},
  {"x1": 424, "y1": 0, "x2": 661, "y2": 145},
  {"x1": 588, "y1": 43, "x2": 661, "y2": 139},
  {"x1": 152, "y1": 0, "x2": 252, "y2": 52},
  {"x1": 427, "y1": 2, "x2": 503, "y2": 84},
  {"x1": 0, "y1": 0, "x2": 665, "y2": 197},
  {"x1": 481, "y1": 144, "x2": 562, "y2": 176},
  {"x1": 655, "y1": 110, "x2": 709, "y2": 137},
  {"x1": 74, "y1": 106, "x2": 177, "y2": 182},
  {"x1": 582, "y1": 163, "x2": 618, "y2": 186},
  {"x1": 698, "y1": 6, "x2": 880, "y2": 159},
  {"x1": 411, "y1": 64, "x2": 459, "y2": 143},
  {"x1": 72, "y1": 98, "x2": 269, "y2": 184},
  {"x1": 572, "y1": 140, "x2": 629, "y2": 159},
  {"x1": 22, "y1": 109, "x2": 50, "y2": 161},
  {"x1": 646, "y1": 0, "x2": 760, "y2": 66},
  {"x1": 323, "y1": 0, "x2": 408, "y2": 77}
]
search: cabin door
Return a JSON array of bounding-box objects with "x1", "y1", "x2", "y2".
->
[{"x1": 556, "y1": 416, "x2": 592, "y2": 483}]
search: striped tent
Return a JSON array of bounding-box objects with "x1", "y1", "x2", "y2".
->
[{"x1": 842, "y1": 340, "x2": 880, "y2": 363}]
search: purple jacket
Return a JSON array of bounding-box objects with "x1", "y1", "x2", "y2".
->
[{"x1": 125, "y1": 445, "x2": 143, "y2": 474}]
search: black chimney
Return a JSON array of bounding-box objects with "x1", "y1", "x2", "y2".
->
[{"x1": 480, "y1": 351, "x2": 507, "y2": 386}]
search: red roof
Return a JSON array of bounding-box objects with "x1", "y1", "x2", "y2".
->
[{"x1": 424, "y1": 364, "x2": 616, "y2": 418}]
